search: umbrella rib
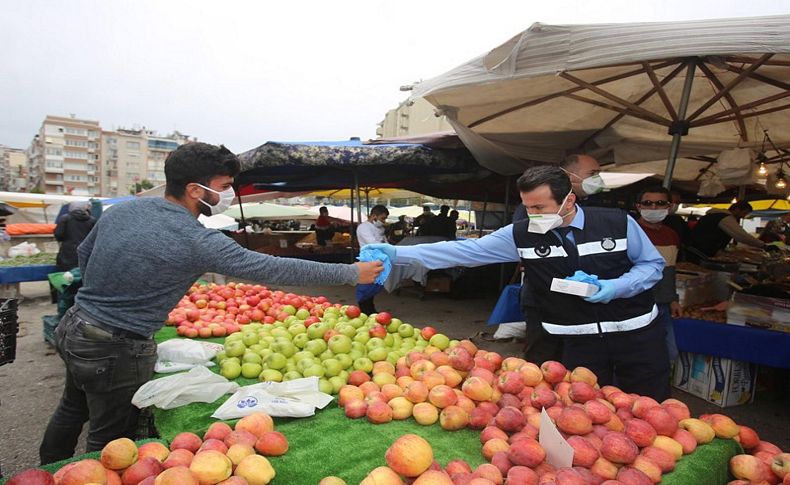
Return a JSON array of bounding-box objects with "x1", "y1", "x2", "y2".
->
[
  {"x1": 467, "y1": 60, "x2": 677, "y2": 129},
  {"x1": 693, "y1": 91, "x2": 790, "y2": 126},
  {"x1": 564, "y1": 93, "x2": 670, "y2": 126},
  {"x1": 643, "y1": 62, "x2": 679, "y2": 120},
  {"x1": 724, "y1": 55, "x2": 790, "y2": 67},
  {"x1": 723, "y1": 64, "x2": 790, "y2": 92},
  {"x1": 686, "y1": 53, "x2": 773, "y2": 122},
  {"x1": 559, "y1": 72, "x2": 672, "y2": 125},
  {"x1": 577, "y1": 62, "x2": 688, "y2": 149},
  {"x1": 696, "y1": 62, "x2": 748, "y2": 142}
]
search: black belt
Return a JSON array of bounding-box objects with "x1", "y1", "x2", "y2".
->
[{"x1": 73, "y1": 306, "x2": 149, "y2": 340}]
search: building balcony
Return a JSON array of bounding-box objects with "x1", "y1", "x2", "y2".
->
[
  {"x1": 45, "y1": 166, "x2": 64, "y2": 174},
  {"x1": 46, "y1": 179, "x2": 64, "y2": 186}
]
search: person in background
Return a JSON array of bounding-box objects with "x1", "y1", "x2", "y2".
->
[
  {"x1": 356, "y1": 204, "x2": 389, "y2": 314},
  {"x1": 54, "y1": 202, "x2": 97, "y2": 272},
  {"x1": 635, "y1": 186, "x2": 682, "y2": 362},
  {"x1": 366, "y1": 165, "x2": 670, "y2": 400},
  {"x1": 39, "y1": 143, "x2": 383, "y2": 464},
  {"x1": 687, "y1": 201, "x2": 775, "y2": 261},
  {"x1": 314, "y1": 206, "x2": 336, "y2": 246},
  {"x1": 423, "y1": 205, "x2": 456, "y2": 239},
  {"x1": 759, "y1": 219, "x2": 785, "y2": 244},
  {"x1": 387, "y1": 215, "x2": 410, "y2": 244},
  {"x1": 414, "y1": 205, "x2": 435, "y2": 233},
  {"x1": 663, "y1": 190, "x2": 689, "y2": 243}
]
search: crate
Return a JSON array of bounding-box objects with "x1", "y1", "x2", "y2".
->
[
  {"x1": 672, "y1": 352, "x2": 757, "y2": 407},
  {"x1": 0, "y1": 298, "x2": 19, "y2": 366}
]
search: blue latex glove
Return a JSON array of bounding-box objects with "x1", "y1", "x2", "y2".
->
[
  {"x1": 362, "y1": 243, "x2": 397, "y2": 266},
  {"x1": 565, "y1": 270, "x2": 600, "y2": 285},
  {"x1": 584, "y1": 280, "x2": 617, "y2": 304},
  {"x1": 357, "y1": 247, "x2": 392, "y2": 285}
]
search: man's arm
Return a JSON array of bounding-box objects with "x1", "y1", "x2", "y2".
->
[
  {"x1": 718, "y1": 216, "x2": 766, "y2": 248},
  {"x1": 395, "y1": 225, "x2": 520, "y2": 269},
  {"x1": 605, "y1": 215, "x2": 665, "y2": 299},
  {"x1": 77, "y1": 225, "x2": 98, "y2": 276}
]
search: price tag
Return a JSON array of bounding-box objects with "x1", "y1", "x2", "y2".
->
[{"x1": 539, "y1": 408, "x2": 574, "y2": 469}]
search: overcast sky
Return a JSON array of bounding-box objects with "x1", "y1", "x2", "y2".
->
[{"x1": 2, "y1": 1, "x2": 788, "y2": 153}]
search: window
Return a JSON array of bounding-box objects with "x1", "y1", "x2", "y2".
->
[
  {"x1": 64, "y1": 127, "x2": 86, "y2": 135},
  {"x1": 126, "y1": 141, "x2": 141, "y2": 150},
  {"x1": 65, "y1": 139, "x2": 88, "y2": 147},
  {"x1": 46, "y1": 148, "x2": 62, "y2": 156},
  {"x1": 65, "y1": 175, "x2": 86, "y2": 182},
  {"x1": 63, "y1": 151, "x2": 88, "y2": 159},
  {"x1": 45, "y1": 161, "x2": 63, "y2": 169}
]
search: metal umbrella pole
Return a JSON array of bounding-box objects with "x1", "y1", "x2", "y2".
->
[{"x1": 663, "y1": 59, "x2": 698, "y2": 190}]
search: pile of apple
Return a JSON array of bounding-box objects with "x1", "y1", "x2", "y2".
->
[
  {"x1": 214, "y1": 304, "x2": 451, "y2": 395},
  {"x1": 5, "y1": 412, "x2": 283, "y2": 485},
  {"x1": 730, "y1": 444, "x2": 790, "y2": 484},
  {"x1": 166, "y1": 282, "x2": 333, "y2": 338},
  {"x1": 334, "y1": 342, "x2": 788, "y2": 485}
]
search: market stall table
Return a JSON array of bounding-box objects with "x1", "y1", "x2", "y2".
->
[{"x1": 135, "y1": 326, "x2": 744, "y2": 485}]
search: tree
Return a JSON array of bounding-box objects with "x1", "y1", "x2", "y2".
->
[{"x1": 130, "y1": 179, "x2": 155, "y2": 194}]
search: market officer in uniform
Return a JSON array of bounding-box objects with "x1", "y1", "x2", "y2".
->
[
  {"x1": 512, "y1": 154, "x2": 602, "y2": 364},
  {"x1": 39, "y1": 143, "x2": 384, "y2": 464},
  {"x1": 367, "y1": 165, "x2": 669, "y2": 399}
]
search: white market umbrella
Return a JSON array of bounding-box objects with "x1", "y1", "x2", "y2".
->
[{"x1": 412, "y1": 15, "x2": 790, "y2": 188}]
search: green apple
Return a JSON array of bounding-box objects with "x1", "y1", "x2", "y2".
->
[
  {"x1": 383, "y1": 333, "x2": 394, "y2": 347},
  {"x1": 281, "y1": 304, "x2": 297, "y2": 315},
  {"x1": 429, "y1": 333, "x2": 450, "y2": 350},
  {"x1": 390, "y1": 334, "x2": 403, "y2": 349},
  {"x1": 248, "y1": 344, "x2": 264, "y2": 354},
  {"x1": 336, "y1": 353, "x2": 353, "y2": 370},
  {"x1": 295, "y1": 308, "x2": 310, "y2": 320},
  {"x1": 397, "y1": 323, "x2": 414, "y2": 338},
  {"x1": 270, "y1": 327, "x2": 291, "y2": 340},
  {"x1": 366, "y1": 337, "x2": 385, "y2": 351},
  {"x1": 353, "y1": 357, "x2": 374, "y2": 373},
  {"x1": 368, "y1": 347, "x2": 388, "y2": 362},
  {"x1": 293, "y1": 350, "x2": 314, "y2": 362},
  {"x1": 307, "y1": 323, "x2": 328, "y2": 340},
  {"x1": 215, "y1": 351, "x2": 227, "y2": 363},
  {"x1": 225, "y1": 341, "x2": 246, "y2": 358},
  {"x1": 271, "y1": 339, "x2": 296, "y2": 358},
  {"x1": 318, "y1": 378, "x2": 334, "y2": 394},
  {"x1": 288, "y1": 323, "x2": 306, "y2": 336},
  {"x1": 353, "y1": 331, "x2": 370, "y2": 345},
  {"x1": 348, "y1": 317, "x2": 364, "y2": 329},
  {"x1": 297, "y1": 357, "x2": 318, "y2": 373},
  {"x1": 258, "y1": 348, "x2": 272, "y2": 360},
  {"x1": 328, "y1": 375, "x2": 346, "y2": 393},
  {"x1": 259, "y1": 369, "x2": 283, "y2": 382},
  {"x1": 303, "y1": 363, "x2": 325, "y2": 378},
  {"x1": 292, "y1": 333, "x2": 309, "y2": 349},
  {"x1": 285, "y1": 361, "x2": 298, "y2": 373},
  {"x1": 220, "y1": 361, "x2": 242, "y2": 380},
  {"x1": 387, "y1": 351, "x2": 401, "y2": 365},
  {"x1": 348, "y1": 349, "x2": 363, "y2": 362},
  {"x1": 242, "y1": 352, "x2": 262, "y2": 364},
  {"x1": 448, "y1": 339, "x2": 460, "y2": 348},
  {"x1": 387, "y1": 318, "x2": 403, "y2": 333},
  {"x1": 327, "y1": 334, "x2": 352, "y2": 354},
  {"x1": 283, "y1": 370, "x2": 303, "y2": 381},
  {"x1": 241, "y1": 332, "x2": 259, "y2": 347},
  {"x1": 319, "y1": 349, "x2": 335, "y2": 361},
  {"x1": 305, "y1": 339, "x2": 327, "y2": 356},
  {"x1": 265, "y1": 353, "x2": 287, "y2": 370},
  {"x1": 322, "y1": 358, "x2": 343, "y2": 377},
  {"x1": 336, "y1": 324, "x2": 356, "y2": 338},
  {"x1": 241, "y1": 362, "x2": 263, "y2": 379}
]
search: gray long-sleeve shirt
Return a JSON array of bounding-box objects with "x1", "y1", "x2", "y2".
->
[{"x1": 76, "y1": 197, "x2": 358, "y2": 337}]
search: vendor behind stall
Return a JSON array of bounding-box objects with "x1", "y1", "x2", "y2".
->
[{"x1": 687, "y1": 201, "x2": 775, "y2": 261}]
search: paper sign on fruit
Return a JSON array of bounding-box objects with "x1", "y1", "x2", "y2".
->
[{"x1": 539, "y1": 408, "x2": 574, "y2": 469}]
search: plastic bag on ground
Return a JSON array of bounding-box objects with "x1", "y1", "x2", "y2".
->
[
  {"x1": 8, "y1": 242, "x2": 40, "y2": 258},
  {"x1": 212, "y1": 376, "x2": 333, "y2": 419},
  {"x1": 132, "y1": 366, "x2": 239, "y2": 410},
  {"x1": 493, "y1": 322, "x2": 527, "y2": 339}
]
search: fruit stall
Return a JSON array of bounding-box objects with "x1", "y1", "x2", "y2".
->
[{"x1": 7, "y1": 282, "x2": 789, "y2": 485}]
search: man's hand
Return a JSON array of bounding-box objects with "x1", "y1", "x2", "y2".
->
[
  {"x1": 355, "y1": 261, "x2": 384, "y2": 284},
  {"x1": 362, "y1": 243, "x2": 397, "y2": 262},
  {"x1": 584, "y1": 280, "x2": 616, "y2": 304},
  {"x1": 670, "y1": 301, "x2": 683, "y2": 318}
]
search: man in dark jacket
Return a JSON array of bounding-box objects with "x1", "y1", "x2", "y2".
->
[{"x1": 54, "y1": 202, "x2": 96, "y2": 272}]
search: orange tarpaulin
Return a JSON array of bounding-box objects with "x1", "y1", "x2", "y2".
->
[{"x1": 5, "y1": 223, "x2": 57, "y2": 235}]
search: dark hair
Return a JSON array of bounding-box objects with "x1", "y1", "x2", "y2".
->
[
  {"x1": 319, "y1": 206, "x2": 328, "y2": 214},
  {"x1": 730, "y1": 201, "x2": 753, "y2": 213},
  {"x1": 560, "y1": 154, "x2": 582, "y2": 170},
  {"x1": 165, "y1": 143, "x2": 241, "y2": 198},
  {"x1": 440, "y1": 205, "x2": 450, "y2": 214},
  {"x1": 636, "y1": 186, "x2": 670, "y2": 202},
  {"x1": 517, "y1": 165, "x2": 572, "y2": 205},
  {"x1": 370, "y1": 204, "x2": 389, "y2": 217}
]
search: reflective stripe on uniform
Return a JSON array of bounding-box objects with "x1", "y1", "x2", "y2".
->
[
  {"x1": 577, "y1": 238, "x2": 627, "y2": 257},
  {"x1": 517, "y1": 246, "x2": 568, "y2": 259},
  {"x1": 541, "y1": 304, "x2": 658, "y2": 335}
]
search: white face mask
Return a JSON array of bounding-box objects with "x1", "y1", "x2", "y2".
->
[
  {"x1": 581, "y1": 174, "x2": 605, "y2": 195},
  {"x1": 197, "y1": 184, "x2": 235, "y2": 216},
  {"x1": 373, "y1": 220, "x2": 384, "y2": 228},
  {"x1": 640, "y1": 209, "x2": 669, "y2": 224},
  {"x1": 528, "y1": 191, "x2": 574, "y2": 234}
]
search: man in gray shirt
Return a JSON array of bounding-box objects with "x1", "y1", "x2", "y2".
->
[{"x1": 40, "y1": 143, "x2": 383, "y2": 464}]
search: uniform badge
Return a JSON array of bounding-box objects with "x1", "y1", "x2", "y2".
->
[
  {"x1": 535, "y1": 244, "x2": 551, "y2": 257},
  {"x1": 601, "y1": 237, "x2": 616, "y2": 251}
]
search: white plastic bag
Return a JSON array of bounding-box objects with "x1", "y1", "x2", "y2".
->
[
  {"x1": 132, "y1": 366, "x2": 239, "y2": 410},
  {"x1": 698, "y1": 172, "x2": 726, "y2": 197},
  {"x1": 212, "y1": 377, "x2": 333, "y2": 419},
  {"x1": 8, "y1": 242, "x2": 40, "y2": 258},
  {"x1": 156, "y1": 339, "x2": 222, "y2": 364},
  {"x1": 493, "y1": 322, "x2": 527, "y2": 339},
  {"x1": 154, "y1": 360, "x2": 215, "y2": 374}
]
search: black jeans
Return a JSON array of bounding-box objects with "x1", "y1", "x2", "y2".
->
[
  {"x1": 358, "y1": 297, "x2": 377, "y2": 315},
  {"x1": 561, "y1": 319, "x2": 671, "y2": 401},
  {"x1": 39, "y1": 307, "x2": 157, "y2": 464}
]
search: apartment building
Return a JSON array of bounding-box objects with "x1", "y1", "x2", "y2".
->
[
  {"x1": 0, "y1": 145, "x2": 28, "y2": 191},
  {"x1": 101, "y1": 128, "x2": 189, "y2": 196},
  {"x1": 28, "y1": 115, "x2": 101, "y2": 195},
  {"x1": 376, "y1": 97, "x2": 453, "y2": 138}
]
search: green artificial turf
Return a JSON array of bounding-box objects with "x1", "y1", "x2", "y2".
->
[{"x1": 661, "y1": 438, "x2": 741, "y2": 485}]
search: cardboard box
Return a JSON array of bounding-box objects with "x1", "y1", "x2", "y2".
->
[
  {"x1": 676, "y1": 270, "x2": 715, "y2": 308},
  {"x1": 424, "y1": 274, "x2": 451, "y2": 293},
  {"x1": 672, "y1": 352, "x2": 756, "y2": 407}
]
